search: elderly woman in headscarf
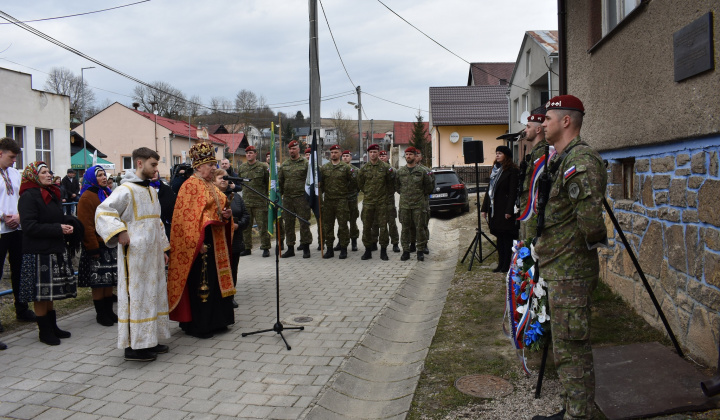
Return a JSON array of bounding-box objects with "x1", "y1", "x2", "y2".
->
[
  {"x1": 18, "y1": 162, "x2": 80, "y2": 345},
  {"x1": 77, "y1": 165, "x2": 118, "y2": 327},
  {"x1": 481, "y1": 145, "x2": 519, "y2": 273}
]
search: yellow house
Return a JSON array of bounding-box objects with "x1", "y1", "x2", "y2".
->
[{"x1": 429, "y1": 86, "x2": 508, "y2": 168}]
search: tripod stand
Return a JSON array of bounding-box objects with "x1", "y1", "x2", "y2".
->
[
  {"x1": 461, "y1": 161, "x2": 497, "y2": 271},
  {"x1": 237, "y1": 180, "x2": 309, "y2": 350}
]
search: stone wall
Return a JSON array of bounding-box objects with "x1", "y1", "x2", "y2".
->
[{"x1": 601, "y1": 141, "x2": 720, "y2": 367}]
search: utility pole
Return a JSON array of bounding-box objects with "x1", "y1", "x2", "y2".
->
[
  {"x1": 309, "y1": 0, "x2": 321, "y2": 142},
  {"x1": 81, "y1": 66, "x2": 95, "y2": 173},
  {"x1": 356, "y1": 86, "x2": 362, "y2": 162},
  {"x1": 370, "y1": 119, "x2": 374, "y2": 151}
]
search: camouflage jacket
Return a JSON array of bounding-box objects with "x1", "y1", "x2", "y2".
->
[
  {"x1": 346, "y1": 166, "x2": 359, "y2": 199},
  {"x1": 396, "y1": 164, "x2": 434, "y2": 210},
  {"x1": 385, "y1": 167, "x2": 397, "y2": 206},
  {"x1": 518, "y1": 139, "x2": 549, "y2": 237},
  {"x1": 237, "y1": 160, "x2": 270, "y2": 206},
  {"x1": 278, "y1": 156, "x2": 308, "y2": 198},
  {"x1": 535, "y1": 136, "x2": 608, "y2": 280},
  {"x1": 358, "y1": 160, "x2": 393, "y2": 205},
  {"x1": 417, "y1": 164, "x2": 434, "y2": 205},
  {"x1": 319, "y1": 161, "x2": 352, "y2": 200}
]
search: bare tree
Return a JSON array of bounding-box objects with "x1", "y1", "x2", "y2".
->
[
  {"x1": 330, "y1": 109, "x2": 356, "y2": 151},
  {"x1": 186, "y1": 94, "x2": 203, "y2": 120},
  {"x1": 44, "y1": 67, "x2": 96, "y2": 120},
  {"x1": 132, "y1": 81, "x2": 186, "y2": 119}
]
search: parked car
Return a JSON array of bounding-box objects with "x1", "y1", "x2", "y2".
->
[{"x1": 428, "y1": 168, "x2": 469, "y2": 215}]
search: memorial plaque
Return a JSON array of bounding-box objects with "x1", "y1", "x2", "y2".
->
[{"x1": 673, "y1": 12, "x2": 714, "y2": 82}]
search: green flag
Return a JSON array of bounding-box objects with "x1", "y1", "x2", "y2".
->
[{"x1": 268, "y1": 123, "x2": 281, "y2": 234}]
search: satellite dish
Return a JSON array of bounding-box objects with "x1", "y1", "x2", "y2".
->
[{"x1": 520, "y1": 111, "x2": 530, "y2": 124}]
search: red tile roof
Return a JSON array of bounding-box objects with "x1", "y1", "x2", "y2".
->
[
  {"x1": 132, "y1": 110, "x2": 225, "y2": 145},
  {"x1": 467, "y1": 62, "x2": 515, "y2": 86},
  {"x1": 393, "y1": 122, "x2": 430, "y2": 145},
  {"x1": 213, "y1": 133, "x2": 246, "y2": 154}
]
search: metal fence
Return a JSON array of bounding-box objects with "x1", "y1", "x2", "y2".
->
[{"x1": 450, "y1": 165, "x2": 493, "y2": 188}]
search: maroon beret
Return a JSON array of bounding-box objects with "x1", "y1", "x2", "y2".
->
[
  {"x1": 527, "y1": 114, "x2": 545, "y2": 123},
  {"x1": 405, "y1": 146, "x2": 418, "y2": 154},
  {"x1": 245, "y1": 145, "x2": 256, "y2": 152},
  {"x1": 545, "y1": 95, "x2": 585, "y2": 114},
  {"x1": 329, "y1": 145, "x2": 341, "y2": 151},
  {"x1": 288, "y1": 140, "x2": 299, "y2": 148},
  {"x1": 379, "y1": 151, "x2": 388, "y2": 156},
  {"x1": 305, "y1": 148, "x2": 312, "y2": 154},
  {"x1": 367, "y1": 144, "x2": 379, "y2": 151},
  {"x1": 342, "y1": 150, "x2": 351, "y2": 155}
]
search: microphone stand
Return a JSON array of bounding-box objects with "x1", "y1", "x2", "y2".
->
[{"x1": 235, "y1": 179, "x2": 309, "y2": 350}]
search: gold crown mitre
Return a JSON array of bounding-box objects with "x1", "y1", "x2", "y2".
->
[{"x1": 190, "y1": 142, "x2": 216, "y2": 168}]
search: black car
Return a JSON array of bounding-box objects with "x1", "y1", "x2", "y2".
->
[{"x1": 428, "y1": 168, "x2": 469, "y2": 214}]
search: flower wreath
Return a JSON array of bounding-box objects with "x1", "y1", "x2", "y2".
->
[{"x1": 503, "y1": 239, "x2": 551, "y2": 374}]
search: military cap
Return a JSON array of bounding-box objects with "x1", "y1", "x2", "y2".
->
[
  {"x1": 288, "y1": 140, "x2": 299, "y2": 148},
  {"x1": 527, "y1": 114, "x2": 545, "y2": 123},
  {"x1": 367, "y1": 144, "x2": 380, "y2": 151},
  {"x1": 405, "y1": 146, "x2": 418, "y2": 154},
  {"x1": 245, "y1": 145, "x2": 256, "y2": 153},
  {"x1": 379, "y1": 150, "x2": 387, "y2": 156},
  {"x1": 545, "y1": 95, "x2": 585, "y2": 114},
  {"x1": 305, "y1": 147, "x2": 312, "y2": 154},
  {"x1": 342, "y1": 150, "x2": 351, "y2": 155},
  {"x1": 329, "y1": 144, "x2": 341, "y2": 151}
]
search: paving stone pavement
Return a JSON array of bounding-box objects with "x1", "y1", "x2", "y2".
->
[{"x1": 0, "y1": 213, "x2": 457, "y2": 420}]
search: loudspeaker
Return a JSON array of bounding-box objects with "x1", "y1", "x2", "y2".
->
[{"x1": 463, "y1": 141, "x2": 484, "y2": 164}]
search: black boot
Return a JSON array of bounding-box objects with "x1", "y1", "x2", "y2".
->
[
  {"x1": 423, "y1": 247, "x2": 430, "y2": 255},
  {"x1": 392, "y1": 244, "x2": 401, "y2": 253},
  {"x1": 417, "y1": 252, "x2": 424, "y2": 262},
  {"x1": 361, "y1": 248, "x2": 372, "y2": 260},
  {"x1": 316, "y1": 244, "x2": 321, "y2": 251},
  {"x1": 262, "y1": 249, "x2": 270, "y2": 258},
  {"x1": 371, "y1": 243, "x2": 378, "y2": 251},
  {"x1": 297, "y1": 244, "x2": 303, "y2": 251},
  {"x1": 282, "y1": 247, "x2": 295, "y2": 258},
  {"x1": 94, "y1": 300, "x2": 114, "y2": 327},
  {"x1": 104, "y1": 296, "x2": 118, "y2": 323},
  {"x1": 0, "y1": 341, "x2": 6, "y2": 350},
  {"x1": 302, "y1": 244, "x2": 311, "y2": 259},
  {"x1": 339, "y1": 247, "x2": 348, "y2": 259},
  {"x1": 322, "y1": 248, "x2": 334, "y2": 259},
  {"x1": 124, "y1": 347, "x2": 156, "y2": 362},
  {"x1": 333, "y1": 241, "x2": 341, "y2": 251},
  {"x1": 531, "y1": 409, "x2": 565, "y2": 420},
  {"x1": 48, "y1": 310, "x2": 71, "y2": 338},
  {"x1": 380, "y1": 247, "x2": 389, "y2": 261},
  {"x1": 401, "y1": 251, "x2": 410, "y2": 261},
  {"x1": 409, "y1": 243, "x2": 416, "y2": 252},
  {"x1": 351, "y1": 238, "x2": 358, "y2": 251},
  {"x1": 239, "y1": 249, "x2": 252, "y2": 256},
  {"x1": 37, "y1": 315, "x2": 60, "y2": 346}
]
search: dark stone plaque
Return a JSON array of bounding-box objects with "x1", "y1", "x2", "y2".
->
[{"x1": 674, "y1": 12, "x2": 714, "y2": 82}]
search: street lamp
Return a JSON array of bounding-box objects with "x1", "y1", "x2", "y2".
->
[
  {"x1": 81, "y1": 66, "x2": 95, "y2": 173},
  {"x1": 348, "y1": 97, "x2": 362, "y2": 162}
]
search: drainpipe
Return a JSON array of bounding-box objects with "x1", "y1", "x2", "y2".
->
[
  {"x1": 558, "y1": 0, "x2": 567, "y2": 95},
  {"x1": 547, "y1": 56, "x2": 554, "y2": 98}
]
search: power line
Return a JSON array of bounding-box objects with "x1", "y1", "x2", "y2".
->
[
  {"x1": 364, "y1": 91, "x2": 428, "y2": 113},
  {"x1": 375, "y1": 0, "x2": 528, "y2": 91},
  {"x1": 0, "y1": 1, "x2": 151, "y2": 25}
]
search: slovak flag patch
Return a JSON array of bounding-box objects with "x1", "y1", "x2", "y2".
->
[{"x1": 564, "y1": 166, "x2": 577, "y2": 180}]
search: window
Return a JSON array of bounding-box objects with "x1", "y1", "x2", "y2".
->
[
  {"x1": 5, "y1": 125, "x2": 25, "y2": 168},
  {"x1": 514, "y1": 99, "x2": 520, "y2": 123},
  {"x1": 173, "y1": 155, "x2": 181, "y2": 166},
  {"x1": 122, "y1": 156, "x2": 135, "y2": 171},
  {"x1": 621, "y1": 158, "x2": 635, "y2": 199},
  {"x1": 525, "y1": 50, "x2": 531, "y2": 76},
  {"x1": 35, "y1": 129, "x2": 52, "y2": 169},
  {"x1": 522, "y1": 94, "x2": 528, "y2": 112},
  {"x1": 602, "y1": 0, "x2": 641, "y2": 36}
]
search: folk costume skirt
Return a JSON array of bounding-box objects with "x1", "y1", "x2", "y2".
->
[
  {"x1": 78, "y1": 245, "x2": 118, "y2": 288},
  {"x1": 18, "y1": 251, "x2": 77, "y2": 302}
]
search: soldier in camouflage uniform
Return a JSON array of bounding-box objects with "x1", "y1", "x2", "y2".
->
[
  {"x1": 370, "y1": 151, "x2": 400, "y2": 252},
  {"x1": 237, "y1": 146, "x2": 271, "y2": 257},
  {"x1": 409, "y1": 148, "x2": 433, "y2": 253},
  {"x1": 319, "y1": 145, "x2": 353, "y2": 259},
  {"x1": 396, "y1": 147, "x2": 434, "y2": 261},
  {"x1": 358, "y1": 144, "x2": 394, "y2": 261},
  {"x1": 516, "y1": 113, "x2": 552, "y2": 241},
  {"x1": 532, "y1": 95, "x2": 607, "y2": 420},
  {"x1": 279, "y1": 140, "x2": 312, "y2": 259}
]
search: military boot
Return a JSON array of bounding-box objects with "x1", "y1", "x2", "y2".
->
[
  {"x1": 351, "y1": 238, "x2": 358, "y2": 251},
  {"x1": 380, "y1": 247, "x2": 389, "y2": 261},
  {"x1": 322, "y1": 247, "x2": 334, "y2": 259},
  {"x1": 371, "y1": 243, "x2": 378, "y2": 251},
  {"x1": 417, "y1": 252, "x2": 424, "y2": 262},
  {"x1": 401, "y1": 251, "x2": 410, "y2": 261},
  {"x1": 409, "y1": 243, "x2": 416, "y2": 252},
  {"x1": 333, "y1": 241, "x2": 341, "y2": 251},
  {"x1": 392, "y1": 244, "x2": 401, "y2": 253},
  {"x1": 302, "y1": 244, "x2": 311, "y2": 259},
  {"x1": 361, "y1": 248, "x2": 372, "y2": 260},
  {"x1": 423, "y1": 246, "x2": 430, "y2": 255},
  {"x1": 282, "y1": 247, "x2": 295, "y2": 258},
  {"x1": 339, "y1": 247, "x2": 348, "y2": 259}
]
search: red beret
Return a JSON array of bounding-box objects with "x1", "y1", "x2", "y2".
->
[
  {"x1": 527, "y1": 114, "x2": 545, "y2": 123},
  {"x1": 342, "y1": 150, "x2": 351, "y2": 155},
  {"x1": 367, "y1": 144, "x2": 379, "y2": 151},
  {"x1": 379, "y1": 150, "x2": 387, "y2": 156},
  {"x1": 288, "y1": 140, "x2": 299, "y2": 148},
  {"x1": 245, "y1": 145, "x2": 256, "y2": 152},
  {"x1": 545, "y1": 95, "x2": 585, "y2": 114},
  {"x1": 266, "y1": 152, "x2": 271, "y2": 157},
  {"x1": 405, "y1": 147, "x2": 418, "y2": 154},
  {"x1": 329, "y1": 145, "x2": 341, "y2": 151},
  {"x1": 305, "y1": 148, "x2": 312, "y2": 154}
]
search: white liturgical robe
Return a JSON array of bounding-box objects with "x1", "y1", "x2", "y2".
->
[{"x1": 95, "y1": 172, "x2": 171, "y2": 349}]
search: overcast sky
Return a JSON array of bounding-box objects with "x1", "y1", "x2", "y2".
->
[{"x1": 0, "y1": 0, "x2": 558, "y2": 123}]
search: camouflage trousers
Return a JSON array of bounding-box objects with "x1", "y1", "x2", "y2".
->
[
  {"x1": 409, "y1": 202, "x2": 430, "y2": 245},
  {"x1": 347, "y1": 196, "x2": 360, "y2": 239},
  {"x1": 400, "y1": 208, "x2": 428, "y2": 250},
  {"x1": 243, "y1": 206, "x2": 271, "y2": 250},
  {"x1": 372, "y1": 203, "x2": 399, "y2": 245},
  {"x1": 322, "y1": 198, "x2": 350, "y2": 247},
  {"x1": 361, "y1": 203, "x2": 388, "y2": 247},
  {"x1": 283, "y1": 195, "x2": 312, "y2": 246},
  {"x1": 547, "y1": 276, "x2": 598, "y2": 419}
]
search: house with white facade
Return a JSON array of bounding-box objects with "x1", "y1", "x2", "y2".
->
[{"x1": 0, "y1": 67, "x2": 72, "y2": 173}]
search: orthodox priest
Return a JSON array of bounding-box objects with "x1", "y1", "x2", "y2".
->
[
  {"x1": 167, "y1": 143, "x2": 235, "y2": 339},
  {"x1": 95, "y1": 147, "x2": 171, "y2": 362}
]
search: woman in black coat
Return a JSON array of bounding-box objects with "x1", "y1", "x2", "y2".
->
[
  {"x1": 18, "y1": 162, "x2": 79, "y2": 345},
  {"x1": 481, "y1": 146, "x2": 519, "y2": 273}
]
